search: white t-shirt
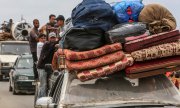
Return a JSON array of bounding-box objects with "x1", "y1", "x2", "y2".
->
[{"x1": 37, "y1": 42, "x2": 44, "y2": 60}]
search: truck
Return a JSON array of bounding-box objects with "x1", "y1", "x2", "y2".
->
[
  {"x1": 0, "y1": 18, "x2": 32, "y2": 80},
  {"x1": 34, "y1": 15, "x2": 180, "y2": 108},
  {"x1": 0, "y1": 41, "x2": 30, "y2": 80}
]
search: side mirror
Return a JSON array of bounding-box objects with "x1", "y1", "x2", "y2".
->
[
  {"x1": 45, "y1": 64, "x2": 53, "y2": 75},
  {"x1": 35, "y1": 97, "x2": 57, "y2": 108}
]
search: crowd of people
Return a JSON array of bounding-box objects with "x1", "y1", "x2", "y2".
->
[{"x1": 28, "y1": 14, "x2": 65, "y2": 98}]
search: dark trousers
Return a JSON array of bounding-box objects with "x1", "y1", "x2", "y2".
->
[{"x1": 31, "y1": 52, "x2": 38, "y2": 79}]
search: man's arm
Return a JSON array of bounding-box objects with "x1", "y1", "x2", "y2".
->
[{"x1": 30, "y1": 29, "x2": 39, "y2": 41}]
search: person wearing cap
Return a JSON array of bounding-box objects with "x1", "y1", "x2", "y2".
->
[
  {"x1": 37, "y1": 32, "x2": 58, "y2": 98},
  {"x1": 55, "y1": 15, "x2": 65, "y2": 38}
]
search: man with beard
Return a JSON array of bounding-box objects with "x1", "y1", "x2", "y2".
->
[{"x1": 29, "y1": 19, "x2": 39, "y2": 80}]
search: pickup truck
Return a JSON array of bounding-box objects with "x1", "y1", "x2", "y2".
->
[
  {"x1": 0, "y1": 41, "x2": 30, "y2": 80},
  {"x1": 35, "y1": 69, "x2": 180, "y2": 108}
]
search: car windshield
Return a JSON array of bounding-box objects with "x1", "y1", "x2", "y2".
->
[
  {"x1": 17, "y1": 58, "x2": 33, "y2": 68},
  {"x1": 62, "y1": 73, "x2": 180, "y2": 107},
  {"x1": 1, "y1": 43, "x2": 30, "y2": 55}
]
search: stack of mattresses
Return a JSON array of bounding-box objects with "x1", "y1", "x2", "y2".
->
[
  {"x1": 125, "y1": 30, "x2": 180, "y2": 79},
  {"x1": 54, "y1": 43, "x2": 134, "y2": 81}
]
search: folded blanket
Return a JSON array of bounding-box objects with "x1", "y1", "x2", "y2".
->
[
  {"x1": 124, "y1": 30, "x2": 180, "y2": 52},
  {"x1": 131, "y1": 42, "x2": 180, "y2": 61},
  {"x1": 77, "y1": 54, "x2": 134, "y2": 82},
  {"x1": 126, "y1": 56, "x2": 180, "y2": 79},
  {"x1": 126, "y1": 56, "x2": 180, "y2": 74},
  {"x1": 66, "y1": 51, "x2": 125, "y2": 71},
  {"x1": 126, "y1": 67, "x2": 180, "y2": 79},
  {"x1": 62, "y1": 43, "x2": 122, "y2": 61}
]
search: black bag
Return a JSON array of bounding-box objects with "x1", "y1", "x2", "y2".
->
[
  {"x1": 63, "y1": 28, "x2": 106, "y2": 51},
  {"x1": 107, "y1": 22, "x2": 147, "y2": 43},
  {"x1": 71, "y1": 0, "x2": 116, "y2": 31}
]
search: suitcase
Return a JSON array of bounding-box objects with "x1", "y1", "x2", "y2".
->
[
  {"x1": 77, "y1": 54, "x2": 134, "y2": 81},
  {"x1": 124, "y1": 30, "x2": 180, "y2": 52},
  {"x1": 66, "y1": 51, "x2": 125, "y2": 71},
  {"x1": 125, "y1": 56, "x2": 180, "y2": 79},
  {"x1": 131, "y1": 41, "x2": 180, "y2": 61}
]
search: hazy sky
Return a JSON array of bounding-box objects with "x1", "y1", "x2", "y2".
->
[{"x1": 0, "y1": 0, "x2": 179, "y2": 28}]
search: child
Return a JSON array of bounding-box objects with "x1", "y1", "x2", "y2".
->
[{"x1": 37, "y1": 34, "x2": 46, "y2": 60}]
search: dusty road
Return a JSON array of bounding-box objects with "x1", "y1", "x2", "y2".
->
[{"x1": 0, "y1": 81, "x2": 34, "y2": 108}]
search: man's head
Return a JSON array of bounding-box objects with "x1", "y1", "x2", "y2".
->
[
  {"x1": 38, "y1": 34, "x2": 46, "y2": 42},
  {"x1": 33, "y1": 19, "x2": 39, "y2": 28},
  {"x1": 56, "y1": 15, "x2": 65, "y2": 27},
  {"x1": 49, "y1": 14, "x2": 56, "y2": 24},
  {"x1": 9, "y1": 19, "x2": 13, "y2": 23},
  {"x1": 48, "y1": 32, "x2": 56, "y2": 42}
]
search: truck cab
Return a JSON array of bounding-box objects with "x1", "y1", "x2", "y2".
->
[
  {"x1": 35, "y1": 69, "x2": 180, "y2": 108},
  {"x1": 0, "y1": 41, "x2": 30, "y2": 80}
]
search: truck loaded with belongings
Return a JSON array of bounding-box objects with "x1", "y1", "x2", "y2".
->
[
  {"x1": 52, "y1": 0, "x2": 180, "y2": 91},
  {"x1": 34, "y1": 0, "x2": 180, "y2": 108}
]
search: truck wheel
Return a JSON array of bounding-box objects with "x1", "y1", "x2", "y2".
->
[
  {"x1": 0, "y1": 75, "x2": 3, "y2": 81},
  {"x1": 9, "y1": 80, "x2": 12, "y2": 92}
]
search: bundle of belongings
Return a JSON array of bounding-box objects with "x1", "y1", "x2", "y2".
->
[{"x1": 53, "y1": 0, "x2": 179, "y2": 83}]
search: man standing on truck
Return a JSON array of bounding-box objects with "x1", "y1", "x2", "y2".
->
[
  {"x1": 29, "y1": 19, "x2": 39, "y2": 80},
  {"x1": 55, "y1": 15, "x2": 65, "y2": 38},
  {"x1": 37, "y1": 32, "x2": 58, "y2": 98},
  {"x1": 41, "y1": 14, "x2": 56, "y2": 38}
]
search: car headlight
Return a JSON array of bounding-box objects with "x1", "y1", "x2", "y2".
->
[{"x1": 18, "y1": 76, "x2": 29, "y2": 80}]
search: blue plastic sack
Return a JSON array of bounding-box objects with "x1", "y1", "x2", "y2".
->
[{"x1": 112, "y1": 0, "x2": 144, "y2": 23}]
